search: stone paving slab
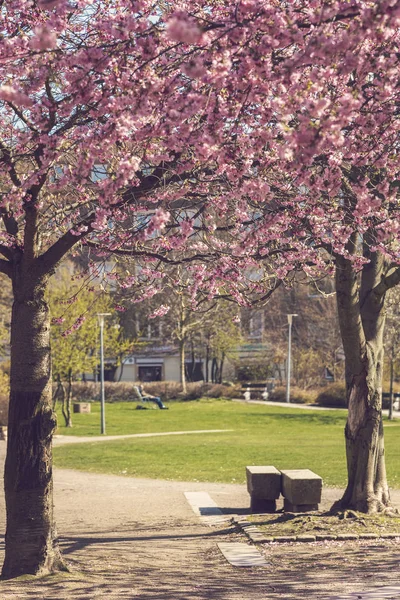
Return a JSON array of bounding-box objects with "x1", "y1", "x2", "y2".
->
[
  {"x1": 184, "y1": 491, "x2": 229, "y2": 526},
  {"x1": 217, "y1": 542, "x2": 270, "y2": 567}
]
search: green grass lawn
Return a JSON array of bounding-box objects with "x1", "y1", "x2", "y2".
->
[{"x1": 53, "y1": 400, "x2": 400, "y2": 488}]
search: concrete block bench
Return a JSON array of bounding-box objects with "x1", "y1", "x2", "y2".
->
[
  {"x1": 246, "y1": 466, "x2": 281, "y2": 513},
  {"x1": 73, "y1": 402, "x2": 91, "y2": 414},
  {"x1": 281, "y1": 469, "x2": 322, "y2": 512}
]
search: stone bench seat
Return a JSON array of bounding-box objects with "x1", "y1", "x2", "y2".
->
[
  {"x1": 246, "y1": 466, "x2": 323, "y2": 513},
  {"x1": 281, "y1": 469, "x2": 322, "y2": 512},
  {"x1": 246, "y1": 466, "x2": 281, "y2": 513}
]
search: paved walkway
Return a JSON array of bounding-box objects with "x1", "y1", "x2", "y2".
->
[
  {"x1": 53, "y1": 429, "x2": 234, "y2": 446},
  {"x1": 234, "y1": 397, "x2": 400, "y2": 418},
  {"x1": 0, "y1": 459, "x2": 399, "y2": 599},
  {"x1": 0, "y1": 410, "x2": 399, "y2": 598}
]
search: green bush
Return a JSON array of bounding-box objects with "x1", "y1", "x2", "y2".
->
[
  {"x1": 67, "y1": 380, "x2": 209, "y2": 403},
  {"x1": 269, "y1": 386, "x2": 317, "y2": 405},
  {"x1": 204, "y1": 383, "x2": 242, "y2": 399},
  {"x1": 316, "y1": 383, "x2": 347, "y2": 408},
  {"x1": 236, "y1": 361, "x2": 274, "y2": 382},
  {"x1": 66, "y1": 380, "x2": 244, "y2": 403}
]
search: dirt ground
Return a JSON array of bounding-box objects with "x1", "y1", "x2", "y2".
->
[{"x1": 0, "y1": 439, "x2": 399, "y2": 599}]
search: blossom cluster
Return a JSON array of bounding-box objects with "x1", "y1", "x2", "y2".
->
[{"x1": 0, "y1": 0, "x2": 399, "y2": 308}]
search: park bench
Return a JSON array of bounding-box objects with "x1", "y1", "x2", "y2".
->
[
  {"x1": 241, "y1": 380, "x2": 275, "y2": 400},
  {"x1": 73, "y1": 402, "x2": 91, "y2": 414},
  {"x1": 246, "y1": 466, "x2": 322, "y2": 513},
  {"x1": 382, "y1": 392, "x2": 400, "y2": 411}
]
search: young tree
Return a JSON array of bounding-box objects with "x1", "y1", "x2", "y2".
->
[
  {"x1": 261, "y1": 278, "x2": 344, "y2": 388},
  {"x1": 200, "y1": 303, "x2": 242, "y2": 383},
  {"x1": 49, "y1": 264, "x2": 130, "y2": 426}
]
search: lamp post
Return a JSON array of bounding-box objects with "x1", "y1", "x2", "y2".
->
[
  {"x1": 286, "y1": 314, "x2": 298, "y2": 403},
  {"x1": 98, "y1": 313, "x2": 111, "y2": 434}
]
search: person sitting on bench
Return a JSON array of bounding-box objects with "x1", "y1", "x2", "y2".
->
[{"x1": 133, "y1": 384, "x2": 168, "y2": 409}]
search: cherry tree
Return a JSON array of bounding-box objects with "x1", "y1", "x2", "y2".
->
[
  {"x1": 1, "y1": 0, "x2": 400, "y2": 580},
  {"x1": 159, "y1": 0, "x2": 400, "y2": 515},
  {"x1": 0, "y1": 0, "x2": 218, "y2": 578}
]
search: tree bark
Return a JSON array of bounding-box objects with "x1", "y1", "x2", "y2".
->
[
  {"x1": 2, "y1": 275, "x2": 66, "y2": 578},
  {"x1": 211, "y1": 357, "x2": 217, "y2": 383},
  {"x1": 63, "y1": 369, "x2": 73, "y2": 428},
  {"x1": 389, "y1": 356, "x2": 394, "y2": 421},
  {"x1": 179, "y1": 339, "x2": 187, "y2": 394},
  {"x1": 205, "y1": 342, "x2": 210, "y2": 383},
  {"x1": 334, "y1": 251, "x2": 390, "y2": 513},
  {"x1": 218, "y1": 354, "x2": 225, "y2": 384}
]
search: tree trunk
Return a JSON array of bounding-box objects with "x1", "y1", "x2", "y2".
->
[
  {"x1": 52, "y1": 375, "x2": 63, "y2": 411},
  {"x1": 179, "y1": 339, "x2": 187, "y2": 394},
  {"x1": 205, "y1": 342, "x2": 210, "y2": 383},
  {"x1": 65, "y1": 368, "x2": 73, "y2": 428},
  {"x1": 389, "y1": 355, "x2": 394, "y2": 421},
  {"x1": 2, "y1": 277, "x2": 66, "y2": 578},
  {"x1": 218, "y1": 354, "x2": 225, "y2": 384},
  {"x1": 334, "y1": 251, "x2": 390, "y2": 513},
  {"x1": 211, "y1": 357, "x2": 217, "y2": 383},
  {"x1": 58, "y1": 377, "x2": 68, "y2": 427}
]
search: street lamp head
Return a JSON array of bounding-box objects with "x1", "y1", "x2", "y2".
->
[
  {"x1": 287, "y1": 313, "x2": 298, "y2": 325},
  {"x1": 97, "y1": 312, "x2": 112, "y2": 327}
]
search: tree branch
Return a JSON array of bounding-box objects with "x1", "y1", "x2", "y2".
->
[
  {"x1": 0, "y1": 243, "x2": 15, "y2": 261},
  {"x1": 37, "y1": 222, "x2": 94, "y2": 277},
  {"x1": 0, "y1": 258, "x2": 12, "y2": 278},
  {"x1": 376, "y1": 266, "x2": 400, "y2": 294}
]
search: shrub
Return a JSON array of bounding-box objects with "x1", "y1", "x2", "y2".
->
[
  {"x1": 65, "y1": 380, "x2": 244, "y2": 403},
  {"x1": 316, "y1": 383, "x2": 347, "y2": 408},
  {"x1": 204, "y1": 383, "x2": 242, "y2": 399},
  {"x1": 236, "y1": 361, "x2": 274, "y2": 382},
  {"x1": 66, "y1": 380, "x2": 207, "y2": 402},
  {"x1": 145, "y1": 381, "x2": 194, "y2": 400},
  {"x1": 269, "y1": 386, "x2": 317, "y2": 405}
]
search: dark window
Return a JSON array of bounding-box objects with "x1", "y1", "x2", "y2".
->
[{"x1": 138, "y1": 366, "x2": 162, "y2": 382}]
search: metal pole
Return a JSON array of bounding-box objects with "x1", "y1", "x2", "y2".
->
[
  {"x1": 286, "y1": 314, "x2": 298, "y2": 404},
  {"x1": 98, "y1": 312, "x2": 111, "y2": 435},
  {"x1": 99, "y1": 317, "x2": 106, "y2": 434},
  {"x1": 389, "y1": 356, "x2": 394, "y2": 421}
]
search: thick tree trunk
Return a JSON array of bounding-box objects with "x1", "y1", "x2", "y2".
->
[
  {"x1": 2, "y1": 278, "x2": 65, "y2": 578},
  {"x1": 334, "y1": 251, "x2": 391, "y2": 513},
  {"x1": 338, "y1": 366, "x2": 390, "y2": 512}
]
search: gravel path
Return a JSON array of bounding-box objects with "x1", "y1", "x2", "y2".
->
[{"x1": 0, "y1": 437, "x2": 399, "y2": 599}]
